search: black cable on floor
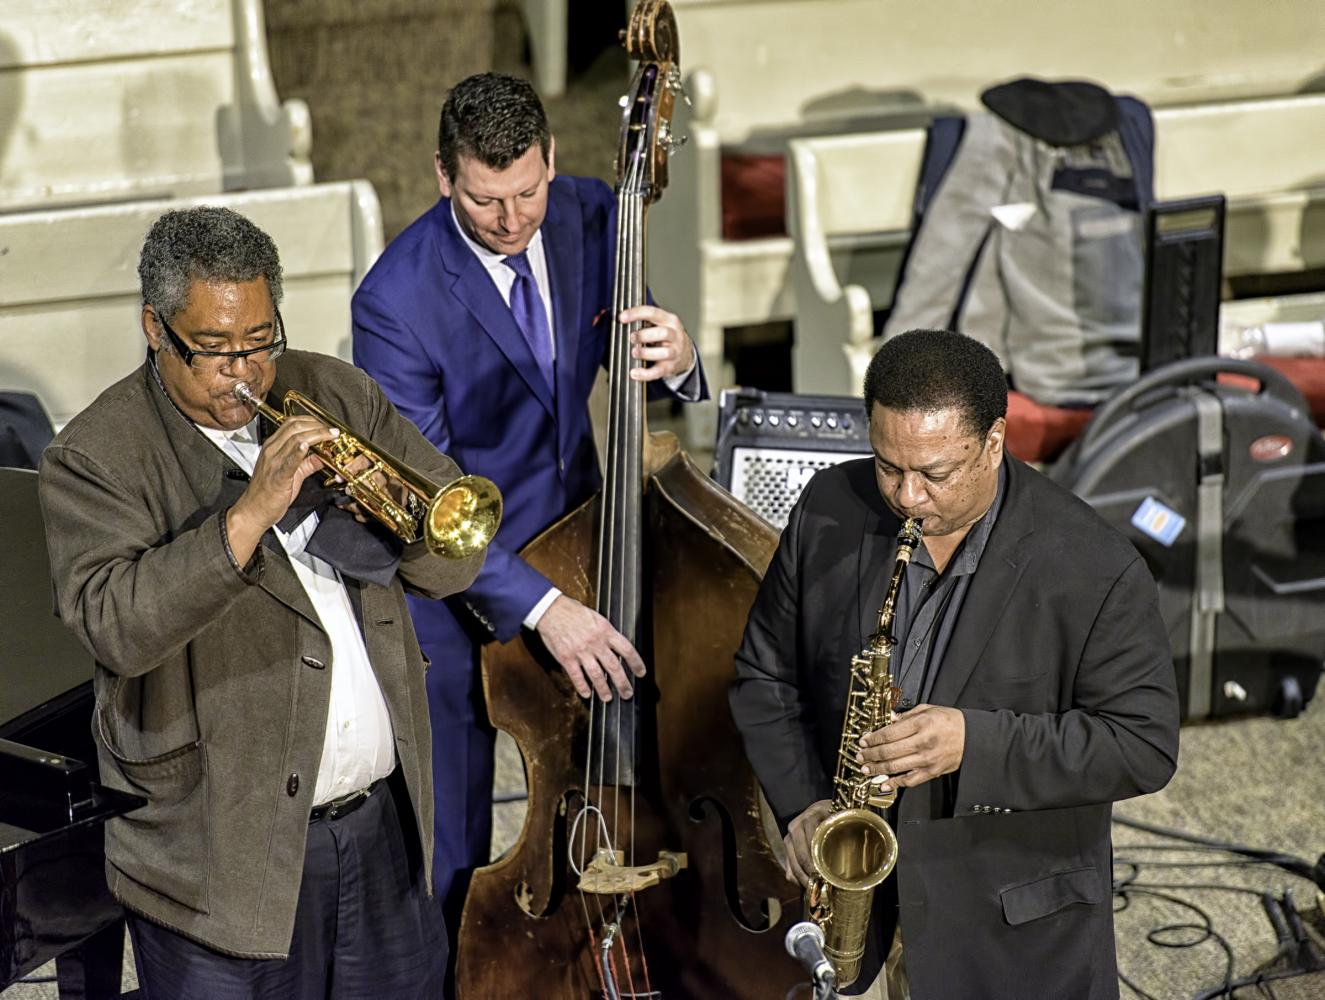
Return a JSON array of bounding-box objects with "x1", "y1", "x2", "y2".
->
[
  {"x1": 1114, "y1": 883, "x2": 1236, "y2": 999},
  {"x1": 1114, "y1": 814, "x2": 1325, "y2": 890},
  {"x1": 1112, "y1": 815, "x2": 1325, "y2": 999}
]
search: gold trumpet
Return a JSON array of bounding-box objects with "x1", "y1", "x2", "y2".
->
[{"x1": 234, "y1": 382, "x2": 501, "y2": 559}]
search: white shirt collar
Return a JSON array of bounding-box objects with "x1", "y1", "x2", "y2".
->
[
  {"x1": 449, "y1": 202, "x2": 545, "y2": 266},
  {"x1": 197, "y1": 416, "x2": 260, "y2": 447}
]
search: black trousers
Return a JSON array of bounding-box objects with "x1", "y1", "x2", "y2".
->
[{"x1": 128, "y1": 776, "x2": 447, "y2": 1000}]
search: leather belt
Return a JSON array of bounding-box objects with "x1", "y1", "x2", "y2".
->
[{"x1": 309, "y1": 779, "x2": 381, "y2": 823}]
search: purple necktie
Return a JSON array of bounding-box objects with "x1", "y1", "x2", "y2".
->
[{"x1": 503, "y1": 250, "x2": 555, "y2": 395}]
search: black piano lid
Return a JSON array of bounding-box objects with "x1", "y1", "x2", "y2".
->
[
  {"x1": 0, "y1": 466, "x2": 144, "y2": 993},
  {"x1": 0, "y1": 468, "x2": 144, "y2": 847},
  {"x1": 1, "y1": 468, "x2": 100, "y2": 728},
  {"x1": 0, "y1": 737, "x2": 143, "y2": 855}
]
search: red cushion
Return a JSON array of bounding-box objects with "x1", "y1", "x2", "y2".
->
[
  {"x1": 1249, "y1": 355, "x2": 1325, "y2": 427},
  {"x1": 721, "y1": 153, "x2": 787, "y2": 241},
  {"x1": 1004, "y1": 391, "x2": 1094, "y2": 464}
]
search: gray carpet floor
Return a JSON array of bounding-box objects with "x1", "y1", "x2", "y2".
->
[{"x1": 8, "y1": 701, "x2": 1321, "y2": 999}]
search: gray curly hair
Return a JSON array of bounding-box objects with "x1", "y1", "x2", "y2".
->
[{"x1": 138, "y1": 206, "x2": 284, "y2": 320}]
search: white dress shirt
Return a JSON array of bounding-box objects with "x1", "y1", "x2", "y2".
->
[
  {"x1": 449, "y1": 204, "x2": 697, "y2": 631},
  {"x1": 452, "y1": 207, "x2": 559, "y2": 353},
  {"x1": 201, "y1": 419, "x2": 395, "y2": 806}
]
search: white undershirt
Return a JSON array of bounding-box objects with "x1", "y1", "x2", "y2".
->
[
  {"x1": 452, "y1": 206, "x2": 558, "y2": 353},
  {"x1": 200, "y1": 418, "x2": 395, "y2": 806},
  {"x1": 449, "y1": 203, "x2": 696, "y2": 632},
  {"x1": 453, "y1": 209, "x2": 566, "y2": 627}
]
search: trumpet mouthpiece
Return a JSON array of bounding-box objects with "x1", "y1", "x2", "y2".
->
[{"x1": 234, "y1": 382, "x2": 256, "y2": 404}]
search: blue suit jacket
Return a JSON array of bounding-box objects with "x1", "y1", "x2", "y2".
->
[{"x1": 352, "y1": 175, "x2": 706, "y2": 660}]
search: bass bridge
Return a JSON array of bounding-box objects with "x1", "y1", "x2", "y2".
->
[{"x1": 577, "y1": 850, "x2": 688, "y2": 895}]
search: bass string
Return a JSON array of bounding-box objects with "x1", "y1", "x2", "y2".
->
[
  {"x1": 615, "y1": 148, "x2": 658, "y2": 985},
  {"x1": 620, "y1": 142, "x2": 656, "y2": 992},
  {"x1": 576, "y1": 148, "x2": 651, "y2": 989},
  {"x1": 575, "y1": 179, "x2": 628, "y2": 973},
  {"x1": 600, "y1": 156, "x2": 646, "y2": 843}
]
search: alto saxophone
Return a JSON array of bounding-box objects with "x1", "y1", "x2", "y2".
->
[{"x1": 807, "y1": 516, "x2": 923, "y2": 989}]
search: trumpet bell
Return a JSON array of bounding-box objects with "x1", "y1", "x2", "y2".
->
[{"x1": 426, "y1": 475, "x2": 503, "y2": 559}]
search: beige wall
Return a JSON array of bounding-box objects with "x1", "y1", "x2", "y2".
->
[{"x1": 264, "y1": 0, "x2": 501, "y2": 239}]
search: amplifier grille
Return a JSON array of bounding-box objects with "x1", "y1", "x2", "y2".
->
[{"x1": 729, "y1": 446, "x2": 870, "y2": 528}]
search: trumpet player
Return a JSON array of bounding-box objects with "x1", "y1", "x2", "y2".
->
[
  {"x1": 731, "y1": 329, "x2": 1179, "y2": 998},
  {"x1": 39, "y1": 206, "x2": 483, "y2": 999}
]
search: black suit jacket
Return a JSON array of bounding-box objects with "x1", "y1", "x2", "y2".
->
[{"x1": 731, "y1": 456, "x2": 1179, "y2": 998}]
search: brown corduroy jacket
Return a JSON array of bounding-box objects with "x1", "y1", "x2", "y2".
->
[{"x1": 39, "y1": 349, "x2": 482, "y2": 957}]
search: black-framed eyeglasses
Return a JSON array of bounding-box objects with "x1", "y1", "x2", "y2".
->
[{"x1": 158, "y1": 309, "x2": 287, "y2": 371}]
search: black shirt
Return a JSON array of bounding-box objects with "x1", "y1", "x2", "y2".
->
[{"x1": 890, "y1": 463, "x2": 1007, "y2": 710}]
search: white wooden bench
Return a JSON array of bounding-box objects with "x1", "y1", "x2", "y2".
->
[
  {"x1": 645, "y1": 0, "x2": 1325, "y2": 445},
  {"x1": 0, "y1": 0, "x2": 311, "y2": 211},
  {"x1": 788, "y1": 94, "x2": 1325, "y2": 395},
  {"x1": 522, "y1": 0, "x2": 570, "y2": 97},
  {"x1": 0, "y1": 183, "x2": 384, "y2": 428},
  {"x1": 0, "y1": 1, "x2": 388, "y2": 428}
]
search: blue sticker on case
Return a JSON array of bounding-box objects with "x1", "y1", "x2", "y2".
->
[{"x1": 1131, "y1": 496, "x2": 1186, "y2": 547}]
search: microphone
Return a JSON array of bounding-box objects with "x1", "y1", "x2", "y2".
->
[{"x1": 785, "y1": 920, "x2": 836, "y2": 992}]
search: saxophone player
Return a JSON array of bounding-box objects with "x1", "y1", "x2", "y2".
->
[{"x1": 731, "y1": 329, "x2": 1179, "y2": 998}]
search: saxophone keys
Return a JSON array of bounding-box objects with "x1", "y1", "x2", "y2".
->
[{"x1": 866, "y1": 787, "x2": 897, "y2": 809}]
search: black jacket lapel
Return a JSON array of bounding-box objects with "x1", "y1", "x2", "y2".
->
[
  {"x1": 858, "y1": 502, "x2": 903, "y2": 651},
  {"x1": 927, "y1": 458, "x2": 1035, "y2": 706}
]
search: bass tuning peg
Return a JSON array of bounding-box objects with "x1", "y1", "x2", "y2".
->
[
  {"x1": 665, "y1": 67, "x2": 691, "y2": 106},
  {"x1": 657, "y1": 122, "x2": 687, "y2": 156}
]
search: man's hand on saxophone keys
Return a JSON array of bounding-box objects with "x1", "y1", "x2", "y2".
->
[
  {"x1": 782, "y1": 799, "x2": 833, "y2": 887},
  {"x1": 856, "y1": 705, "x2": 966, "y2": 790}
]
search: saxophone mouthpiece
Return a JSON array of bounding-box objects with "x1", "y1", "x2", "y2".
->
[{"x1": 894, "y1": 517, "x2": 923, "y2": 562}]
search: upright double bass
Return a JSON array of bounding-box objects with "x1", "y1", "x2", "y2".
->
[{"x1": 458, "y1": 3, "x2": 801, "y2": 995}]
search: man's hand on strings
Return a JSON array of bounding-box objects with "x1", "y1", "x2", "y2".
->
[
  {"x1": 856, "y1": 704, "x2": 966, "y2": 790},
  {"x1": 535, "y1": 594, "x2": 646, "y2": 701},
  {"x1": 782, "y1": 799, "x2": 832, "y2": 887},
  {"x1": 618, "y1": 305, "x2": 696, "y2": 382}
]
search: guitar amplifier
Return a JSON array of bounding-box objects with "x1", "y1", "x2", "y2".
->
[{"x1": 713, "y1": 388, "x2": 872, "y2": 528}]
